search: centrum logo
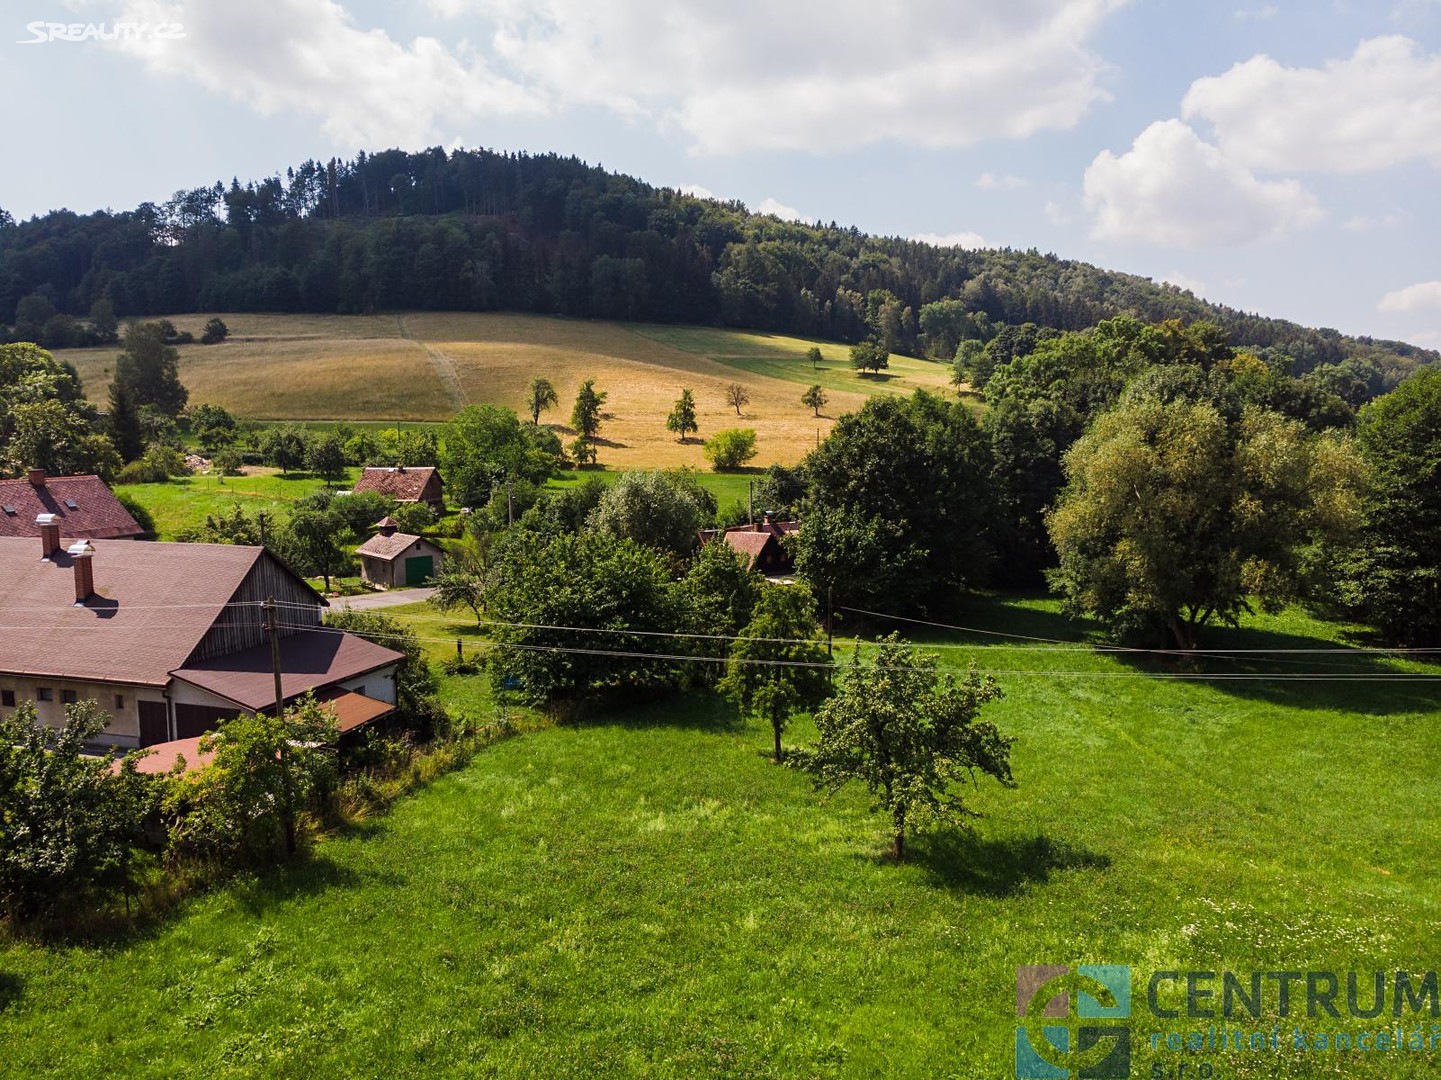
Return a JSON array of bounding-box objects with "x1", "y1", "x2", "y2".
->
[{"x1": 1016, "y1": 964, "x2": 1132, "y2": 1078}]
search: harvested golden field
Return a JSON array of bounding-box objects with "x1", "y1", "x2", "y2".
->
[{"x1": 60, "y1": 312, "x2": 960, "y2": 467}]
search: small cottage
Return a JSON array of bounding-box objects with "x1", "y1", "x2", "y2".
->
[
  {"x1": 700, "y1": 513, "x2": 799, "y2": 576},
  {"x1": 356, "y1": 518, "x2": 445, "y2": 589}
]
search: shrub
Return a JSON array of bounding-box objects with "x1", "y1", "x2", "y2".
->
[
  {"x1": 0, "y1": 701, "x2": 154, "y2": 920},
  {"x1": 703, "y1": 428, "x2": 758, "y2": 471}
]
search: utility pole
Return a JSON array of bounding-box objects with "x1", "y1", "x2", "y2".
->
[
  {"x1": 263, "y1": 595, "x2": 296, "y2": 856},
  {"x1": 748, "y1": 480, "x2": 754, "y2": 527},
  {"x1": 263, "y1": 596, "x2": 285, "y2": 718}
]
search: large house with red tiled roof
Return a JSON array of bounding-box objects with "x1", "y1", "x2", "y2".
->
[
  {"x1": 352, "y1": 466, "x2": 444, "y2": 512},
  {"x1": 0, "y1": 528, "x2": 403, "y2": 749},
  {"x1": 0, "y1": 470, "x2": 145, "y2": 539}
]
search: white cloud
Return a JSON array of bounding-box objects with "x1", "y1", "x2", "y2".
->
[
  {"x1": 1378, "y1": 280, "x2": 1441, "y2": 312},
  {"x1": 676, "y1": 183, "x2": 717, "y2": 199},
  {"x1": 468, "y1": 0, "x2": 1131, "y2": 154},
  {"x1": 1162, "y1": 271, "x2": 1207, "y2": 295},
  {"x1": 756, "y1": 197, "x2": 804, "y2": 221},
  {"x1": 1043, "y1": 199, "x2": 1073, "y2": 225},
  {"x1": 1182, "y1": 36, "x2": 1441, "y2": 172},
  {"x1": 106, "y1": 0, "x2": 542, "y2": 148},
  {"x1": 93, "y1": 0, "x2": 1133, "y2": 156},
  {"x1": 1083, "y1": 119, "x2": 1322, "y2": 247},
  {"x1": 1233, "y1": 5, "x2": 1278, "y2": 20},
  {"x1": 975, "y1": 172, "x2": 1028, "y2": 190},
  {"x1": 1344, "y1": 210, "x2": 1407, "y2": 232},
  {"x1": 912, "y1": 231, "x2": 990, "y2": 249}
]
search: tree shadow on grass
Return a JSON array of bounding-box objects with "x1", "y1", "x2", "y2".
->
[
  {"x1": 0, "y1": 972, "x2": 24, "y2": 1013},
  {"x1": 582, "y1": 690, "x2": 746, "y2": 735},
  {"x1": 231, "y1": 853, "x2": 367, "y2": 917},
  {"x1": 905, "y1": 832, "x2": 1111, "y2": 898},
  {"x1": 1107, "y1": 622, "x2": 1441, "y2": 716}
]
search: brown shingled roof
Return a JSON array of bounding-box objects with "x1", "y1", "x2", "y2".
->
[
  {"x1": 170, "y1": 630, "x2": 403, "y2": 711},
  {"x1": 353, "y1": 467, "x2": 441, "y2": 502},
  {"x1": 721, "y1": 530, "x2": 775, "y2": 569},
  {"x1": 0, "y1": 538, "x2": 266, "y2": 686},
  {"x1": 355, "y1": 531, "x2": 433, "y2": 562},
  {"x1": 318, "y1": 688, "x2": 397, "y2": 733},
  {"x1": 0, "y1": 474, "x2": 144, "y2": 539}
]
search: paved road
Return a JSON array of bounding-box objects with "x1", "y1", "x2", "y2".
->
[{"x1": 331, "y1": 587, "x2": 435, "y2": 611}]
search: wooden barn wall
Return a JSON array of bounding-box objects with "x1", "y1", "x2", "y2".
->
[{"x1": 188, "y1": 554, "x2": 324, "y2": 663}]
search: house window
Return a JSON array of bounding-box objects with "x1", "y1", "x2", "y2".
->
[
  {"x1": 36, "y1": 687, "x2": 53, "y2": 702},
  {"x1": 114, "y1": 694, "x2": 125, "y2": 710},
  {"x1": 1, "y1": 689, "x2": 13, "y2": 708},
  {"x1": 61, "y1": 689, "x2": 78, "y2": 704}
]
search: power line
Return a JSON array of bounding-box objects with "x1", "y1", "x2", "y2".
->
[{"x1": 280, "y1": 622, "x2": 1441, "y2": 682}]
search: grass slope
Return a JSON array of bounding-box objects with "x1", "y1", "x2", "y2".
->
[
  {"x1": 59, "y1": 312, "x2": 955, "y2": 468},
  {"x1": 2, "y1": 600, "x2": 1437, "y2": 1078}
]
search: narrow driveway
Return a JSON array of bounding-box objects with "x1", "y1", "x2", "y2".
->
[{"x1": 333, "y1": 587, "x2": 436, "y2": 611}]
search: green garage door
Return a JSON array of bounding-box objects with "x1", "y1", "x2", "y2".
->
[{"x1": 404, "y1": 555, "x2": 434, "y2": 586}]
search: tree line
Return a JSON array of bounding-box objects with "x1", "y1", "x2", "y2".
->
[{"x1": 1, "y1": 147, "x2": 1432, "y2": 386}]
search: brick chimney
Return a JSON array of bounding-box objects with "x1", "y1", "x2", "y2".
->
[
  {"x1": 36, "y1": 513, "x2": 60, "y2": 559},
  {"x1": 68, "y1": 540, "x2": 95, "y2": 604},
  {"x1": 27, "y1": 468, "x2": 46, "y2": 487}
]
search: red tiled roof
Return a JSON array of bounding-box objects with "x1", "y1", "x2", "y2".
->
[
  {"x1": 353, "y1": 467, "x2": 441, "y2": 502},
  {"x1": 170, "y1": 629, "x2": 403, "y2": 711},
  {"x1": 0, "y1": 538, "x2": 267, "y2": 686},
  {"x1": 355, "y1": 531, "x2": 429, "y2": 562},
  {"x1": 0, "y1": 475, "x2": 144, "y2": 539}
]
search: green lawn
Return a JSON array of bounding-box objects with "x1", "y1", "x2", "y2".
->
[
  {"x1": 547, "y1": 468, "x2": 760, "y2": 513},
  {"x1": 4, "y1": 599, "x2": 1436, "y2": 1077},
  {"x1": 117, "y1": 469, "x2": 355, "y2": 540}
]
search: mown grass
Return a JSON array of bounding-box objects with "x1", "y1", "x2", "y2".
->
[
  {"x1": 58, "y1": 313, "x2": 962, "y2": 467},
  {"x1": 116, "y1": 468, "x2": 356, "y2": 540},
  {"x1": 2, "y1": 598, "x2": 1436, "y2": 1078}
]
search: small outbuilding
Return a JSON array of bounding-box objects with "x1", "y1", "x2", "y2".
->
[{"x1": 356, "y1": 518, "x2": 445, "y2": 589}]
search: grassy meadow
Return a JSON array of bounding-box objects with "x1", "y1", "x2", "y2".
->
[
  {"x1": 2, "y1": 598, "x2": 1437, "y2": 1078},
  {"x1": 59, "y1": 312, "x2": 956, "y2": 469}
]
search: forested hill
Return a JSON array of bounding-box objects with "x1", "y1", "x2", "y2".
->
[{"x1": 1, "y1": 146, "x2": 1433, "y2": 377}]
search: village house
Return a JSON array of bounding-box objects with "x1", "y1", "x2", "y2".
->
[
  {"x1": 700, "y1": 513, "x2": 799, "y2": 576},
  {"x1": 356, "y1": 517, "x2": 445, "y2": 589},
  {"x1": 0, "y1": 470, "x2": 145, "y2": 539},
  {"x1": 0, "y1": 523, "x2": 404, "y2": 750},
  {"x1": 352, "y1": 465, "x2": 445, "y2": 512}
]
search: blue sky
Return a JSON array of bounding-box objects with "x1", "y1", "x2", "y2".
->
[{"x1": 4, "y1": 0, "x2": 1439, "y2": 347}]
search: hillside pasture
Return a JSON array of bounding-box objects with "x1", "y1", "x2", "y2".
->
[{"x1": 58, "y1": 313, "x2": 958, "y2": 468}]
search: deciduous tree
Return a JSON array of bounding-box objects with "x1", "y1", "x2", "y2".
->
[
  {"x1": 724, "y1": 382, "x2": 750, "y2": 415},
  {"x1": 789, "y1": 636, "x2": 1012, "y2": 860},
  {"x1": 801, "y1": 384, "x2": 828, "y2": 416},
  {"x1": 719, "y1": 585, "x2": 832, "y2": 761},
  {"x1": 666, "y1": 388, "x2": 699, "y2": 441}
]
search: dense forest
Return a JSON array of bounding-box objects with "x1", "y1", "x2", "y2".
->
[{"x1": 1, "y1": 147, "x2": 1434, "y2": 382}]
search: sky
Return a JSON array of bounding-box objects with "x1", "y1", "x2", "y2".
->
[{"x1": 3, "y1": 0, "x2": 1440, "y2": 347}]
